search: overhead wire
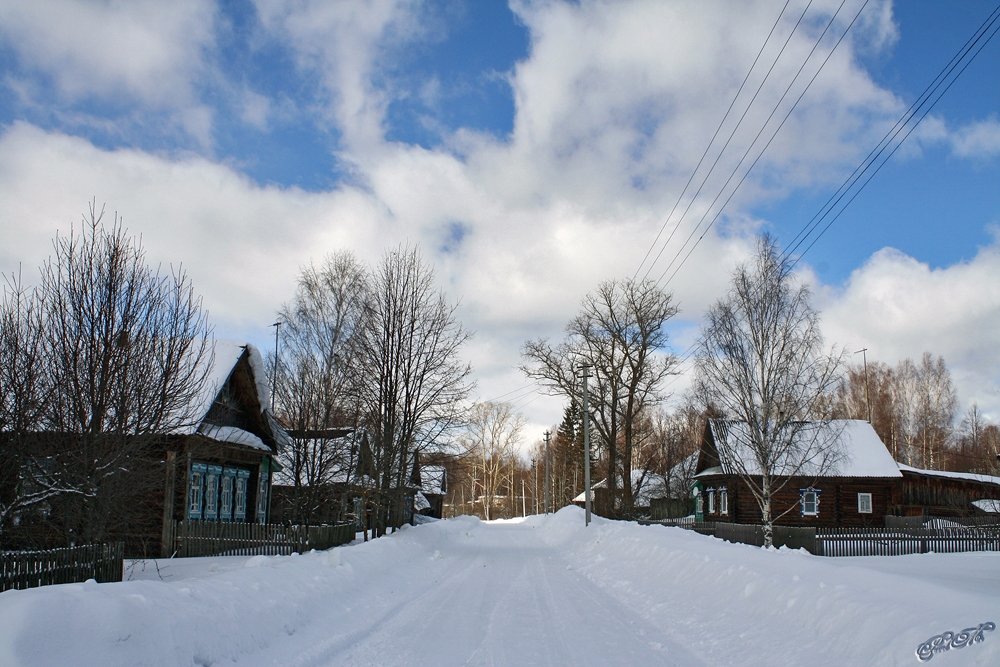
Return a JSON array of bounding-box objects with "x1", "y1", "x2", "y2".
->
[
  {"x1": 656, "y1": 0, "x2": 869, "y2": 288},
  {"x1": 785, "y1": 2, "x2": 1000, "y2": 263},
  {"x1": 633, "y1": 0, "x2": 795, "y2": 281}
]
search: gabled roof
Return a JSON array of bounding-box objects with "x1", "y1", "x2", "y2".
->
[
  {"x1": 571, "y1": 469, "x2": 667, "y2": 504},
  {"x1": 696, "y1": 419, "x2": 902, "y2": 479},
  {"x1": 181, "y1": 340, "x2": 289, "y2": 452},
  {"x1": 420, "y1": 465, "x2": 447, "y2": 496}
]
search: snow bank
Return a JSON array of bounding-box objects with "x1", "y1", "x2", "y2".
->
[{"x1": 1, "y1": 509, "x2": 998, "y2": 666}]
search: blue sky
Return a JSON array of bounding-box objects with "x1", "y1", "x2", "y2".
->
[{"x1": 1, "y1": 0, "x2": 999, "y2": 433}]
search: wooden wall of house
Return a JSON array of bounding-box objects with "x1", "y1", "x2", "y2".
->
[
  {"x1": 698, "y1": 475, "x2": 896, "y2": 528},
  {"x1": 891, "y1": 472, "x2": 1000, "y2": 517}
]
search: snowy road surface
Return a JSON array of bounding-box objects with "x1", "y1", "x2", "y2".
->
[{"x1": 2, "y1": 507, "x2": 999, "y2": 666}]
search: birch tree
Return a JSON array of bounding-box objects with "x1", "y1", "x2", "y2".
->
[
  {"x1": 463, "y1": 402, "x2": 525, "y2": 520},
  {"x1": 695, "y1": 235, "x2": 844, "y2": 547}
]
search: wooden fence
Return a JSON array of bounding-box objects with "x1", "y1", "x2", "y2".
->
[
  {"x1": 641, "y1": 518, "x2": 1000, "y2": 557},
  {"x1": 816, "y1": 525, "x2": 1000, "y2": 557},
  {"x1": 165, "y1": 521, "x2": 356, "y2": 558},
  {"x1": 1, "y1": 542, "x2": 124, "y2": 592}
]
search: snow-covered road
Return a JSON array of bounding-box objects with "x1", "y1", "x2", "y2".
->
[
  {"x1": 2, "y1": 508, "x2": 999, "y2": 666},
  {"x1": 266, "y1": 520, "x2": 703, "y2": 667}
]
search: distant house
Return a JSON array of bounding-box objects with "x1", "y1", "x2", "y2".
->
[
  {"x1": 693, "y1": 419, "x2": 1000, "y2": 527},
  {"x1": 572, "y1": 469, "x2": 667, "y2": 517},
  {"x1": 415, "y1": 462, "x2": 447, "y2": 519},
  {"x1": 649, "y1": 453, "x2": 699, "y2": 520}
]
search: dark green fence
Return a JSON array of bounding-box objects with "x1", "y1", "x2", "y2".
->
[
  {"x1": 641, "y1": 518, "x2": 1000, "y2": 556},
  {"x1": 1, "y1": 542, "x2": 124, "y2": 592},
  {"x1": 165, "y1": 521, "x2": 356, "y2": 558}
]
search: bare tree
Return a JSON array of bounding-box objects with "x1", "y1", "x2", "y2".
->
[
  {"x1": 272, "y1": 252, "x2": 367, "y2": 524},
  {"x1": 462, "y1": 402, "x2": 525, "y2": 520},
  {"x1": 695, "y1": 235, "x2": 844, "y2": 547},
  {"x1": 949, "y1": 403, "x2": 1000, "y2": 475},
  {"x1": 24, "y1": 203, "x2": 213, "y2": 548},
  {"x1": 352, "y1": 246, "x2": 473, "y2": 535},
  {"x1": 521, "y1": 278, "x2": 678, "y2": 518},
  {"x1": 0, "y1": 272, "x2": 52, "y2": 546}
]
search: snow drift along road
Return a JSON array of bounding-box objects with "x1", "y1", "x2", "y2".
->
[{"x1": 1, "y1": 506, "x2": 998, "y2": 666}]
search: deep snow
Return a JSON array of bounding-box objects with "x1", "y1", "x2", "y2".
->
[{"x1": 1, "y1": 507, "x2": 998, "y2": 666}]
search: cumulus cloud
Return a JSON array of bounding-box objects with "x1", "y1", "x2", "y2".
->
[
  {"x1": 817, "y1": 240, "x2": 1000, "y2": 419},
  {"x1": 0, "y1": 0, "x2": 215, "y2": 106},
  {"x1": 6, "y1": 0, "x2": 996, "y2": 440},
  {"x1": 950, "y1": 117, "x2": 1000, "y2": 158}
]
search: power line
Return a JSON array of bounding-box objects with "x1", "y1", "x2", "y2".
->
[
  {"x1": 482, "y1": 382, "x2": 540, "y2": 404},
  {"x1": 785, "y1": 3, "x2": 1000, "y2": 262},
  {"x1": 656, "y1": 0, "x2": 870, "y2": 288},
  {"x1": 633, "y1": 0, "x2": 795, "y2": 280}
]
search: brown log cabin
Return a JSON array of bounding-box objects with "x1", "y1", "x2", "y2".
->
[
  {"x1": 3, "y1": 341, "x2": 288, "y2": 557},
  {"x1": 693, "y1": 419, "x2": 1000, "y2": 527}
]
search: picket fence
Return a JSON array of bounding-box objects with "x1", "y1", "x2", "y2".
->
[
  {"x1": 641, "y1": 518, "x2": 1000, "y2": 557},
  {"x1": 1, "y1": 542, "x2": 124, "y2": 592},
  {"x1": 165, "y1": 521, "x2": 356, "y2": 558}
]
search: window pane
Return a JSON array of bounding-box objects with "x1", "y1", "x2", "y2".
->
[{"x1": 858, "y1": 493, "x2": 872, "y2": 513}]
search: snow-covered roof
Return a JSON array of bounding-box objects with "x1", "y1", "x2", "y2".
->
[
  {"x1": 196, "y1": 425, "x2": 271, "y2": 451},
  {"x1": 897, "y1": 464, "x2": 1000, "y2": 488},
  {"x1": 420, "y1": 466, "x2": 447, "y2": 496},
  {"x1": 571, "y1": 470, "x2": 667, "y2": 505},
  {"x1": 183, "y1": 340, "x2": 272, "y2": 433},
  {"x1": 972, "y1": 499, "x2": 1000, "y2": 513},
  {"x1": 414, "y1": 492, "x2": 431, "y2": 512},
  {"x1": 700, "y1": 419, "x2": 902, "y2": 479},
  {"x1": 178, "y1": 339, "x2": 289, "y2": 452}
]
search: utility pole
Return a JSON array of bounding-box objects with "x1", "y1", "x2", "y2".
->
[
  {"x1": 522, "y1": 479, "x2": 526, "y2": 517},
  {"x1": 531, "y1": 458, "x2": 537, "y2": 514},
  {"x1": 270, "y1": 321, "x2": 281, "y2": 413},
  {"x1": 580, "y1": 364, "x2": 592, "y2": 527},
  {"x1": 544, "y1": 430, "x2": 551, "y2": 514},
  {"x1": 854, "y1": 348, "x2": 872, "y2": 424}
]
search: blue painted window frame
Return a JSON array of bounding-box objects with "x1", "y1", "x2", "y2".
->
[
  {"x1": 256, "y1": 466, "x2": 269, "y2": 524},
  {"x1": 203, "y1": 465, "x2": 222, "y2": 520},
  {"x1": 234, "y1": 469, "x2": 250, "y2": 521},
  {"x1": 219, "y1": 468, "x2": 236, "y2": 521},
  {"x1": 800, "y1": 487, "x2": 821, "y2": 516},
  {"x1": 188, "y1": 463, "x2": 207, "y2": 520}
]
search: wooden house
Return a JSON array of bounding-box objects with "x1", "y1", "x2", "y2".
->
[
  {"x1": 692, "y1": 419, "x2": 1000, "y2": 527},
  {"x1": 414, "y1": 462, "x2": 447, "y2": 519},
  {"x1": 157, "y1": 341, "x2": 289, "y2": 555},
  {"x1": 3, "y1": 341, "x2": 287, "y2": 557}
]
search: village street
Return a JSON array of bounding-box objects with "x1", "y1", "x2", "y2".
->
[
  {"x1": 3, "y1": 507, "x2": 1000, "y2": 667},
  {"x1": 245, "y1": 517, "x2": 705, "y2": 667}
]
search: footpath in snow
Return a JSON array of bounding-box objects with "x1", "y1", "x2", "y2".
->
[{"x1": 1, "y1": 506, "x2": 998, "y2": 666}]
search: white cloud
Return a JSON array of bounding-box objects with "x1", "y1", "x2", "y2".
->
[
  {"x1": 0, "y1": 0, "x2": 215, "y2": 107},
  {"x1": 951, "y1": 117, "x2": 1000, "y2": 158},
  {"x1": 817, "y1": 241, "x2": 1000, "y2": 419},
  {"x1": 10, "y1": 0, "x2": 997, "y2": 444}
]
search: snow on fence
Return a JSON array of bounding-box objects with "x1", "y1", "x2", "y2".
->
[
  {"x1": 641, "y1": 518, "x2": 1000, "y2": 556},
  {"x1": 165, "y1": 521, "x2": 355, "y2": 558},
  {"x1": 1, "y1": 542, "x2": 124, "y2": 592}
]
